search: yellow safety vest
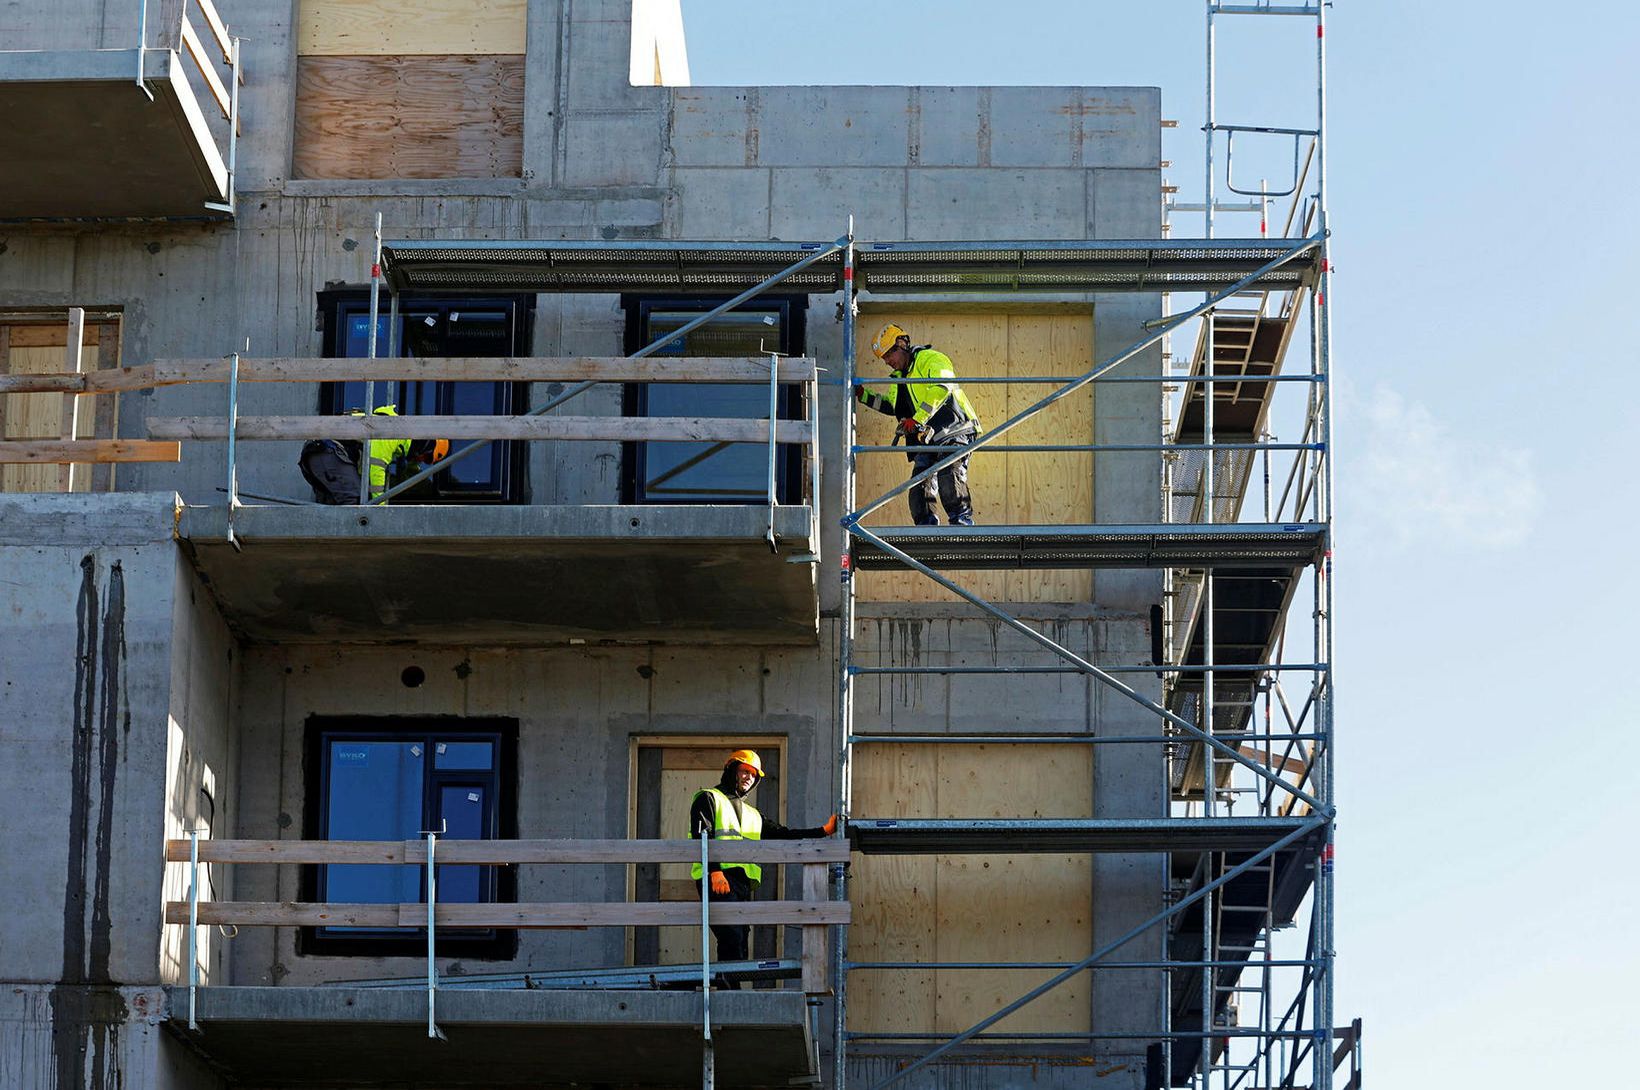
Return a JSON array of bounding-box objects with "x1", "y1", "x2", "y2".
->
[
  {"x1": 901, "y1": 348, "x2": 979, "y2": 428},
  {"x1": 351, "y1": 405, "x2": 412, "y2": 499},
  {"x1": 690, "y1": 787, "x2": 764, "y2": 884}
]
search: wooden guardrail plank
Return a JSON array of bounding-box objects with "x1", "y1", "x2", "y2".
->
[
  {"x1": 164, "y1": 838, "x2": 851, "y2": 865},
  {"x1": 165, "y1": 900, "x2": 850, "y2": 928},
  {"x1": 0, "y1": 440, "x2": 180, "y2": 464},
  {"x1": 180, "y1": 14, "x2": 232, "y2": 120},
  {"x1": 147, "y1": 415, "x2": 815, "y2": 444},
  {"x1": 802, "y1": 863, "x2": 830, "y2": 994},
  {"x1": 150, "y1": 356, "x2": 816, "y2": 385},
  {"x1": 194, "y1": 0, "x2": 234, "y2": 62},
  {"x1": 0, "y1": 365, "x2": 157, "y2": 396}
]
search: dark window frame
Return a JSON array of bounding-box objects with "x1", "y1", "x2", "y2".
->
[
  {"x1": 300, "y1": 715, "x2": 519, "y2": 960},
  {"x1": 618, "y1": 294, "x2": 808, "y2": 505},
  {"x1": 315, "y1": 291, "x2": 535, "y2": 504}
]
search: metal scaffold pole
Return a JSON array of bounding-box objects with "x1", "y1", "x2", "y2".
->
[{"x1": 833, "y1": 217, "x2": 857, "y2": 1090}]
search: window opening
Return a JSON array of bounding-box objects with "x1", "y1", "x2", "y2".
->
[
  {"x1": 302, "y1": 717, "x2": 517, "y2": 958},
  {"x1": 620, "y1": 295, "x2": 808, "y2": 504},
  {"x1": 317, "y1": 292, "x2": 533, "y2": 502}
]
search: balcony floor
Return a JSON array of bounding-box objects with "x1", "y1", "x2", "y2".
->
[
  {"x1": 0, "y1": 49, "x2": 228, "y2": 220},
  {"x1": 166, "y1": 987, "x2": 814, "y2": 1088},
  {"x1": 180, "y1": 504, "x2": 819, "y2": 645}
]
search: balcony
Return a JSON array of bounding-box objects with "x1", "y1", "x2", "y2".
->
[
  {"x1": 0, "y1": 0, "x2": 241, "y2": 220},
  {"x1": 0, "y1": 352, "x2": 821, "y2": 643},
  {"x1": 162, "y1": 837, "x2": 849, "y2": 1088}
]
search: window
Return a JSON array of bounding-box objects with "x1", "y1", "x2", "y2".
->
[
  {"x1": 620, "y1": 296, "x2": 808, "y2": 505},
  {"x1": 302, "y1": 717, "x2": 518, "y2": 958},
  {"x1": 317, "y1": 292, "x2": 533, "y2": 503}
]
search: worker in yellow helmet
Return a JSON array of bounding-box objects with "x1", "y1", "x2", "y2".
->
[
  {"x1": 689, "y1": 749, "x2": 837, "y2": 978},
  {"x1": 856, "y1": 322, "x2": 981, "y2": 525}
]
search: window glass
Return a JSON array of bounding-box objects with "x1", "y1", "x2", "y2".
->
[
  {"x1": 437, "y1": 784, "x2": 487, "y2": 904},
  {"x1": 324, "y1": 741, "x2": 424, "y2": 905},
  {"x1": 626, "y1": 299, "x2": 806, "y2": 504},
  {"x1": 434, "y1": 740, "x2": 495, "y2": 770}
]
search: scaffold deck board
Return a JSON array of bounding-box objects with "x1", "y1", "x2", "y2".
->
[
  {"x1": 846, "y1": 816, "x2": 1321, "y2": 855},
  {"x1": 849, "y1": 522, "x2": 1325, "y2": 571},
  {"x1": 380, "y1": 238, "x2": 1318, "y2": 295}
]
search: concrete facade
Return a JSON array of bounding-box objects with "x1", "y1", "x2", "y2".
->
[{"x1": 0, "y1": 2, "x2": 1167, "y2": 1087}]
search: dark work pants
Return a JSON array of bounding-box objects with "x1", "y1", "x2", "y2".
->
[
  {"x1": 909, "y1": 439, "x2": 974, "y2": 526},
  {"x1": 696, "y1": 868, "x2": 756, "y2": 966}
]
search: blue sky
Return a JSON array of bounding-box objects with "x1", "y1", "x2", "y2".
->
[{"x1": 681, "y1": 2, "x2": 1640, "y2": 1085}]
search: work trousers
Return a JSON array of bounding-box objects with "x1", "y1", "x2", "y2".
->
[
  {"x1": 909, "y1": 439, "x2": 975, "y2": 526},
  {"x1": 696, "y1": 868, "x2": 756, "y2": 967}
]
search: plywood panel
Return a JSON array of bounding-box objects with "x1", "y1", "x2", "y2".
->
[
  {"x1": 293, "y1": 55, "x2": 524, "y2": 180},
  {"x1": 849, "y1": 743, "x2": 1092, "y2": 1035},
  {"x1": 933, "y1": 745, "x2": 1091, "y2": 1033},
  {"x1": 298, "y1": 0, "x2": 527, "y2": 56},
  {"x1": 853, "y1": 311, "x2": 1095, "y2": 604},
  {"x1": 656, "y1": 766, "x2": 704, "y2": 965},
  {"x1": 1005, "y1": 315, "x2": 1094, "y2": 600},
  {"x1": 847, "y1": 744, "x2": 937, "y2": 1032},
  {"x1": 4, "y1": 343, "x2": 98, "y2": 493}
]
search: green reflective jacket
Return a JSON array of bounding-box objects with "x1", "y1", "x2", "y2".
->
[{"x1": 352, "y1": 405, "x2": 412, "y2": 498}]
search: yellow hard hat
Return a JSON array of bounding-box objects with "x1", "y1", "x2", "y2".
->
[
  {"x1": 871, "y1": 323, "x2": 909, "y2": 360},
  {"x1": 725, "y1": 749, "x2": 765, "y2": 778}
]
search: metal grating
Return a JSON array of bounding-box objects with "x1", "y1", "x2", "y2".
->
[
  {"x1": 379, "y1": 238, "x2": 1321, "y2": 295},
  {"x1": 850, "y1": 523, "x2": 1326, "y2": 571},
  {"x1": 847, "y1": 816, "x2": 1323, "y2": 855}
]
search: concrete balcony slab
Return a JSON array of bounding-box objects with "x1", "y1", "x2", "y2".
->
[
  {"x1": 165, "y1": 986, "x2": 815, "y2": 1087},
  {"x1": 179, "y1": 503, "x2": 820, "y2": 645},
  {"x1": 0, "y1": 48, "x2": 228, "y2": 220}
]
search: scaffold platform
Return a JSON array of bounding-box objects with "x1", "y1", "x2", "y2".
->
[
  {"x1": 849, "y1": 523, "x2": 1325, "y2": 571},
  {"x1": 379, "y1": 238, "x2": 1319, "y2": 295},
  {"x1": 846, "y1": 816, "x2": 1323, "y2": 855}
]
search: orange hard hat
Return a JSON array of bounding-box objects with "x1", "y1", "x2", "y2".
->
[{"x1": 725, "y1": 749, "x2": 765, "y2": 778}]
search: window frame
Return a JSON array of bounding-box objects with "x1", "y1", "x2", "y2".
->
[
  {"x1": 299, "y1": 715, "x2": 519, "y2": 960},
  {"x1": 618, "y1": 294, "x2": 809, "y2": 505},
  {"x1": 315, "y1": 291, "x2": 535, "y2": 504}
]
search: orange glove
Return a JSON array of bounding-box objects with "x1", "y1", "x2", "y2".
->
[
  {"x1": 709, "y1": 871, "x2": 731, "y2": 896},
  {"x1": 823, "y1": 814, "x2": 839, "y2": 836}
]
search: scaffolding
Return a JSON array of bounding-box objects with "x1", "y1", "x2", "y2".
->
[{"x1": 832, "y1": 4, "x2": 1339, "y2": 1088}]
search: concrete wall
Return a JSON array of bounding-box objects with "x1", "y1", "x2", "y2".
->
[{"x1": 0, "y1": 494, "x2": 236, "y2": 1089}]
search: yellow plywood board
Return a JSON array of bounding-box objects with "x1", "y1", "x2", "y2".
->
[
  {"x1": 297, "y1": 0, "x2": 527, "y2": 56},
  {"x1": 849, "y1": 743, "x2": 1092, "y2": 1035},
  {"x1": 853, "y1": 310, "x2": 1093, "y2": 604},
  {"x1": 4, "y1": 343, "x2": 97, "y2": 493},
  {"x1": 847, "y1": 743, "x2": 937, "y2": 1032}
]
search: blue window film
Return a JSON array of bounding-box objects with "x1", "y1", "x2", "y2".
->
[
  {"x1": 643, "y1": 384, "x2": 772, "y2": 500},
  {"x1": 324, "y1": 741, "x2": 424, "y2": 907},
  {"x1": 434, "y1": 741, "x2": 494, "y2": 770},
  {"x1": 437, "y1": 784, "x2": 487, "y2": 905}
]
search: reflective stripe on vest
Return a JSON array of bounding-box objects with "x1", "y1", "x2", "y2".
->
[
  {"x1": 690, "y1": 786, "x2": 764, "y2": 884},
  {"x1": 904, "y1": 348, "x2": 980, "y2": 429}
]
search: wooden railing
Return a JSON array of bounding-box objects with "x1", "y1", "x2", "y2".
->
[
  {"x1": 163, "y1": 836, "x2": 850, "y2": 997},
  {"x1": 0, "y1": 356, "x2": 818, "y2": 487}
]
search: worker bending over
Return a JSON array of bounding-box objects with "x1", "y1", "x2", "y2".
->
[
  {"x1": 689, "y1": 749, "x2": 837, "y2": 972},
  {"x1": 298, "y1": 404, "x2": 449, "y2": 504},
  {"x1": 856, "y1": 322, "x2": 981, "y2": 526}
]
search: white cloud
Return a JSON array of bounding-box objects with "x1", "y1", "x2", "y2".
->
[{"x1": 1341, "y1": 381, "x2": 1542, "y2": 551}]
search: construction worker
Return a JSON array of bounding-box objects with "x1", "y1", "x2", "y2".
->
[
  {"x1": 689, "y1": 749, "x2": 837, "y2": 974},
  {"x1": 855, "y1": 323, "x2": 981, "y2": 525},
  {"x1": 298, "y1": 404, "x2": 449, "y2": 504}
]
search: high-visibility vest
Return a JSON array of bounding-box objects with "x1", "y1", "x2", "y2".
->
[
  {"x1": 690, "y1": 787, "x2": 764, "y2": 884},
  {"x1": 351, "y1": 405, "x2": 412, "y2": 499},
  {"x1": 857, "y1": 348, "x2": 980, "y2": 430}
]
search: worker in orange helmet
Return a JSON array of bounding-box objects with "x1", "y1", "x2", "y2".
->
[{"x1": 689, "y1": 749, "x2": 837, "y2": 977}]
